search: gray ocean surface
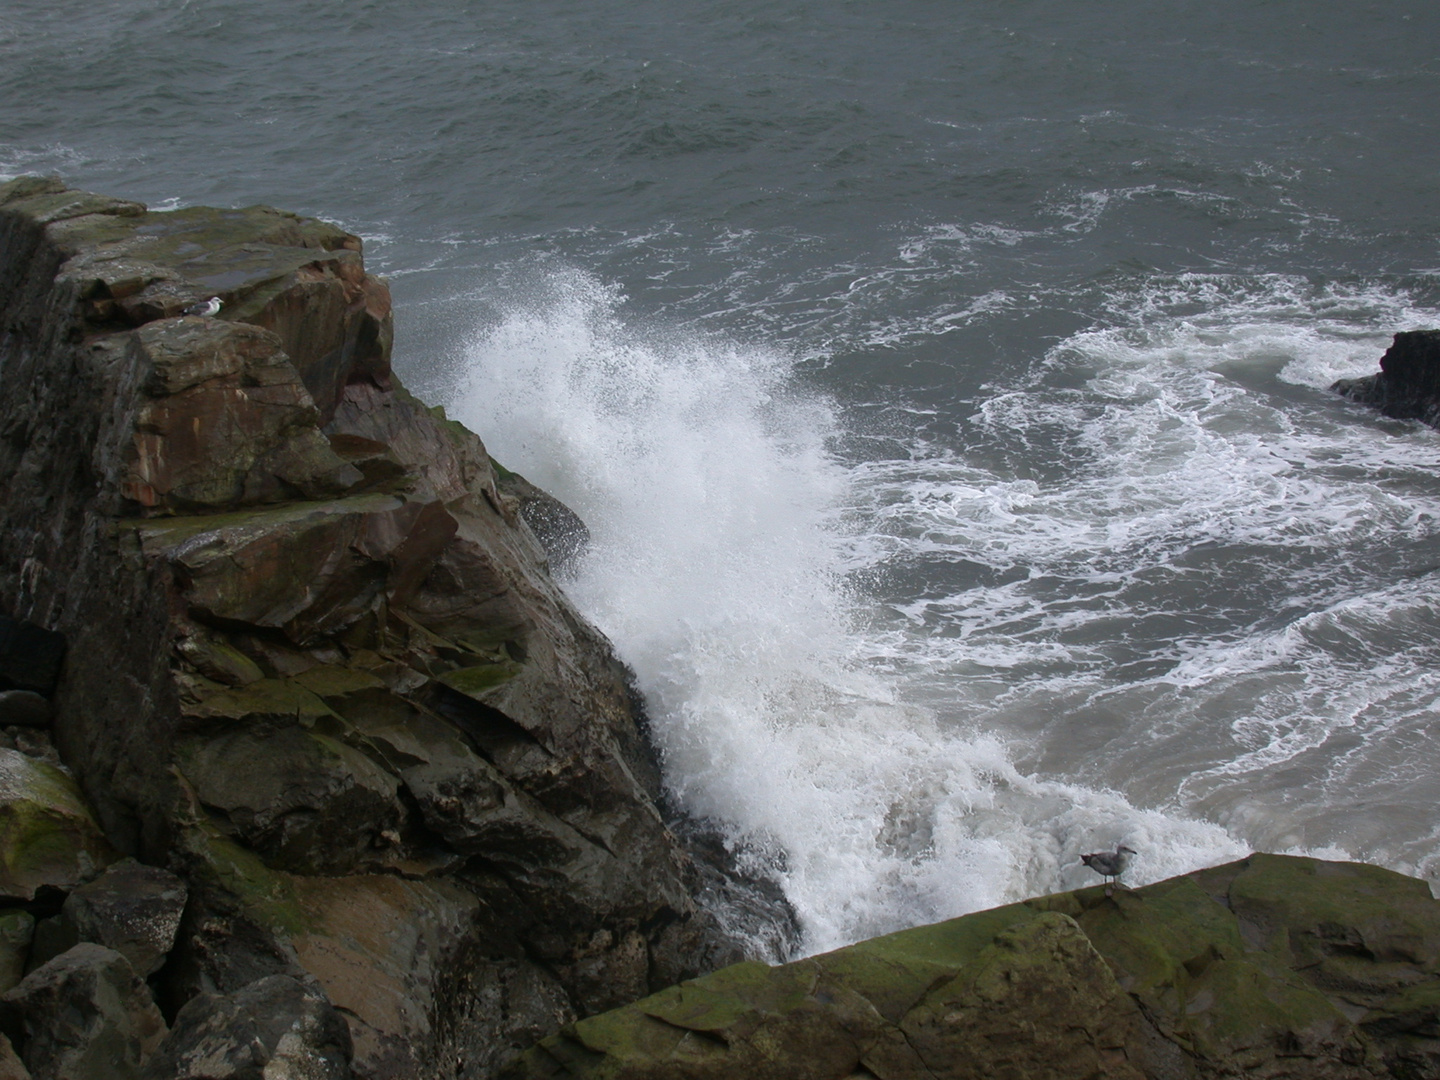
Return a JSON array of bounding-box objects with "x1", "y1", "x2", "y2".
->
[{"x1": 4, "y1": 0, "x2": 1440, "y2": 953}]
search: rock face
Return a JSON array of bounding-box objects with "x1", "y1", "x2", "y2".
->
[
  {"x1": 0, "y1": 177, "x2": 753, "y2": 1078},
  {"x1": 508, "y1": 854, "x2": 1440, "y2": 1080},
  {"x1": 1333, "y1": 330, "x2": 1440, "y2": 427}
]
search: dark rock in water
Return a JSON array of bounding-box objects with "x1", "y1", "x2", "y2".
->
[
  {"x1": 0, "y1": 695, "x2": 49, "y2": 729},
  {"x1": 505, "y1": 854, "x2": 1440, "y2": 1080},
  {"x1": 142, "y1": 975, "x2": 351, "y2": 1080},
  {"x1": 0, "y1": 621, "x2": 64, "y2": 698},
  {"x1": 1, "y1": 943, "x2": 166, "y2": 1080},
  {"x1": 1333, "y1": 329, "x2": 1440, "y2": 427},
  {"x1": 60, "y1": 859, "x2": 187, "y2": 978}
]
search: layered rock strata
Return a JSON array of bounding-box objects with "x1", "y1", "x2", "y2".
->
[
  {"x1": 510, "y1": 854, "x2": 1440, "y2": 1080},
  {"x1": 0, "y1": 176, "x2": 752, "y2": 1079},
  {"x1": 1333, "y1": 330, "x2": 1440, "y2": 427}
]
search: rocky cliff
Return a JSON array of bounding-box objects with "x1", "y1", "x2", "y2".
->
[
  {"x1": 0, "y1": 177, "x2": 761, "y2": 1079},
  {"x1": 508, "y1": 854, "x2": 1440, "y2": 1080}
]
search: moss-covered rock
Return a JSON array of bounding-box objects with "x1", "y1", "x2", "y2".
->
[
  {"x1": 0, "y1": 750, "x2": 115, "y2": 902},
  {"x1": 507, "y1": 855, "x2": 1440, "y2": 1080}
]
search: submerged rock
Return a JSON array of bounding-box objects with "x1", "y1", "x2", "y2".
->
[
  {"x1": 506, "y1": 854, "x2": 1440, "y2": 1080},
  {"x1": 1333, "y1": 329, "x2": 1440, "y2": 428}
]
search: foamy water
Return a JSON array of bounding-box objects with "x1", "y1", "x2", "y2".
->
[
  {"x1": 4, "y1": 0, "x2": 1440, "y2": 965},
  {"x1": 436, "y1": 268, "x2": 1440, "y2": 956}
]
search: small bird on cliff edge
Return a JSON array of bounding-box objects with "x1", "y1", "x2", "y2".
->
[
  {"x1": 182, "y1": 296, "x2": 223, "y2": 317},
  {"x1": 1081, "y1": 845, "x2": 1136, "y2": 892}
]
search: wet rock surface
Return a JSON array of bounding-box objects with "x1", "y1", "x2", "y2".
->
[
  {"x1": 0, "y1": 176, "x2": 762, "y2": 1078},
  {"x1": 1333, "y1": 330, "x2": 1440, "y2": 427},
  {"x1": 508, "y1": 855, "x2": 1440, "y2": 1080}
]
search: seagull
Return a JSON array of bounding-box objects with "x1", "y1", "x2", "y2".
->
[
  {"x1": 182, "y1": 296, "x2": 222, "y2": 317},
  {"x1": 1081, "y1": 845, "x2": 1136, "y2": 889}
]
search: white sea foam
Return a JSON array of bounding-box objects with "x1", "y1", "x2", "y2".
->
[{"x1": 446, "y1": 267, "x2": 1251, "y2": 956}]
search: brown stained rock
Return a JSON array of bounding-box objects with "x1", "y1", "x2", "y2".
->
[
  {"x1": 142, "y1": 974, "x2": 350, "y2": 1080},
  {"x1": 285, "y1": 874, "x2": 479, "y2": 1077},
  {"x1": 61, "y1": 859, "x2": 188, "y2": 977},
  {"x1": 0, "y1": 749, "x2": 115, "y2": 902},
  {"x1": 120, "y1": 318, "x2": 362, "y2": 510},
  {"x1": 1, "y1": 943, "x2": 166, "y2": 1080},
  {"x1": 140, "y1": 494, "x2": 458, "y2": 647}
]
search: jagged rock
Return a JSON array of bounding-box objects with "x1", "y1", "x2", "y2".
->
[
  {"x1": 0, "y1": 176, "x2": 761, "y2": 1078},
  {"x1": 0, "y1": 697, "x2": 49, "y2": 730},
  {"x1": 0, "y1": 622, "x2": 64, "y2": 698},
  {"x1": 0, "y1": 748, "x2": 114, "y2": 902},
  {"x1": 142, "y1": 974, "x2": 350, "y2": 1080},
  {"x1": 1333, "y1": 330, "x2": 1440, "y2": 428},
  {"x1": 507, "y1": 854, "x2": 1440, "y2": 1080},
  {"x1": 59, "y1": 859, "x2": 187, "y2": 978},
  {"x1": 118, "y1": 318, "x2": 364, "y2": 510},
  {"x1": 0, "y1": 913, "x2": 33, "y2": 994},
  {"x1": 1, "y1": 943, "x2": 166, "y2": 1080}
]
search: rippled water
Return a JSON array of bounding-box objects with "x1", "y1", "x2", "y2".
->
[{"x1": 5, "y1": 0, "x2": 1440, "y2": 954}]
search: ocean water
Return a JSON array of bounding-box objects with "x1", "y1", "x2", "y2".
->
[{"x1": 5, "y1": 0, "x2": 1440, "y2": 956}]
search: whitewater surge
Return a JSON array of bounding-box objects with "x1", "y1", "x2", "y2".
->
[{"x1": 446, "y1": 268, "x2": 1252, "y2": 956}]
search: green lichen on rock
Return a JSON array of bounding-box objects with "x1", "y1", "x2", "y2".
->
[
  {"x1": 506, "y1": 854, "x2": 1440, "y2": 1080},
  {"x1": 438, "y1": 661, "x2": 525, "y2": 698},
  {"x1": 0, "y1": 749, "x2": 115, "y2": 901}
]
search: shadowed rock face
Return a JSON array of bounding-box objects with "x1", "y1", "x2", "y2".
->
[
  {"x1": 508, "y1": 854, "x2": 1440, "y2": 1080},
  {"x1": 0, "y1": 176, "x2": 758, "y2": 1078},
  {"x1": 1333, "y1": 330, "x2": 1440, "y2": 428}
]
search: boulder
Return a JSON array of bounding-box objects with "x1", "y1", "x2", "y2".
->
[
  {"x1": 0, "y1": 749, "x2": 114, "y2": 902},
  {"x1": 1333, "y1": 329, "x2": 1440, "y2": 427},
  {"x1": 1, "y1": 943, "x2": 166, "y2": 1080},
  {"x1": 60, "y1": 859, "x2": 187, "y2": 977},
  {"x1": 142, "y1": 974, "x2": 350, "y2": 1080},
  {"x1": 506, "y1": 854, "x2": 1440, "y2": 1080}
]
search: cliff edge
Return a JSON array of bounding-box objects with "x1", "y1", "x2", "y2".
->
[
  {"x1": 508, "y1": 853, "x2": 1440, "y2": 1080},
  {"x1": 0, "y1": 177, "x2": 754, "y2": 1079}
]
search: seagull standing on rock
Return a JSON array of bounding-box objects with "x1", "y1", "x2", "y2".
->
[
  {"x1": 182, "y1": 296, "x2": 223, "y2": 317},
  {"x1": 1081, "y1": 845, "x2": 1136, "y2": 892}
]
